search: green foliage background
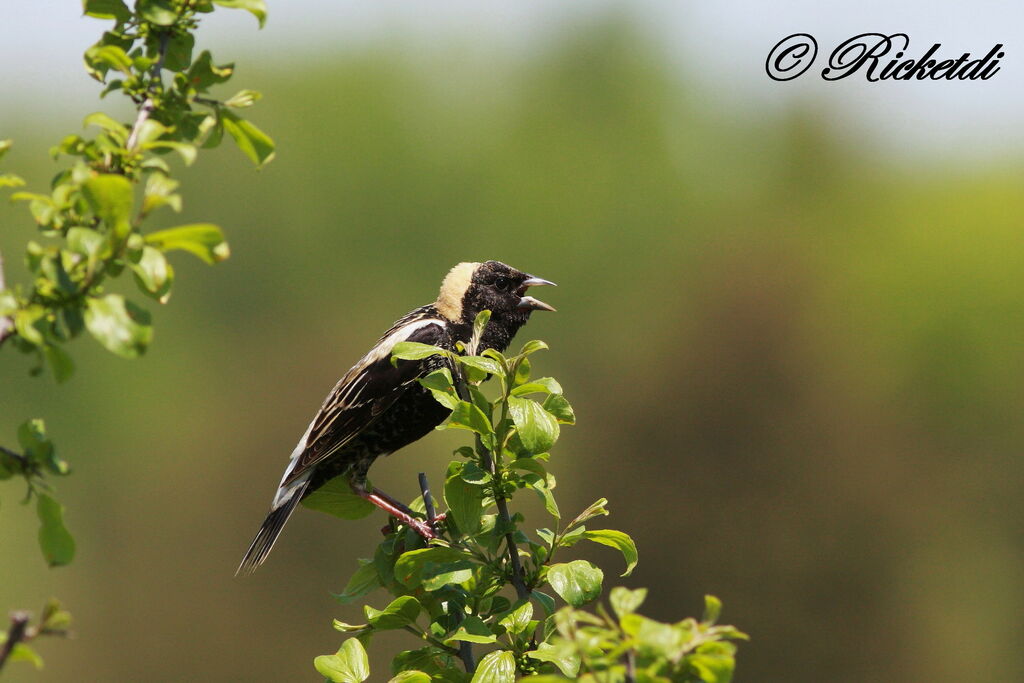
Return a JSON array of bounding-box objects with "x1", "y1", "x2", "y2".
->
[{"x1": 2, "y1": 18, "x2": 1023, "y2": 683}]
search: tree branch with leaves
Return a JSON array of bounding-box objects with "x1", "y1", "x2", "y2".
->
[
  {"x1": 308, "y1": 314, "x2": 747, "y2": 682},
  {"x1": 0, "y1": 0, "x2": 273, "y2": 673}
]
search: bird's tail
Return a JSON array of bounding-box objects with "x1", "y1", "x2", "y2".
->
[{"x1": 236, "y1": 479, "x2": 310, "y2": 576}]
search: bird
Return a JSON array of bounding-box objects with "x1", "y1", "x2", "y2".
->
[{"x1": 236, "y1": 260, "x2": 556, "y2": 575}]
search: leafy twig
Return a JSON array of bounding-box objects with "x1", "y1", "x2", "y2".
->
[
  {"x1": 0, "y1": 611, "x2": 31, "y2": 672},
  {"x1": 0, "y1": 248, "x2": 12, "y2": 346},
  {"x1": 452, "y1": 372, "x2": 529, "y2": 602},
  {"x1": 125, "y1": 31, "x2": 171, "y2": 152}
]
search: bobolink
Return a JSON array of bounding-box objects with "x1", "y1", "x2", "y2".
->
[{"x1": 237, "y1": 260, "x2": 555, "y2": 575}]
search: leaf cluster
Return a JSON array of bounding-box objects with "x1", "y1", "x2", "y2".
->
[
  {"x1": 0, "y1": 599, "x2": 73, "y2": 672},
  {"x1": 0, "y1": 2, "x2": 271, "y2": 672},
  {"x1": 311, "y1": 315, "x2": 745, "y2": 682}
]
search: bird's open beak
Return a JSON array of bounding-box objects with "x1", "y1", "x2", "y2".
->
[{"x1": 518, "y1": 276, "x2": 557, "y2": 312}]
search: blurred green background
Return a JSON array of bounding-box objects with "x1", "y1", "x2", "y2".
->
[{"x1": 3, "y1": 11, "x2": 1024, "y2": 683}]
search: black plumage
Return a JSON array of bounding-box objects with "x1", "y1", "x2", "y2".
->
[{"x1": 237, "y1": 261, "x2": 555, "y2": 575}]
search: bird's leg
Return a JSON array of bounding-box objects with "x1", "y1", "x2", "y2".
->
[{"x1": 351, "y1": 481, "x2": 437, "y2": 540}]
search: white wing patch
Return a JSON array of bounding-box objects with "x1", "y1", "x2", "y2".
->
[{"x1": 270, "y1": 318, "x2": 444, "y2": 508}]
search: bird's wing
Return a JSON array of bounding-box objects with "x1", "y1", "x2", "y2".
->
[{"x1": 282, "y1": 313, "x2": 448, "y2": 485}]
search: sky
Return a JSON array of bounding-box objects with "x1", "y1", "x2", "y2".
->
[{"x1": 1, "y1": 0, "x2": 1022, "y2": 161}]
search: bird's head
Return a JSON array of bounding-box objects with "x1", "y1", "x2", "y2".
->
[{"x1": 436, "y1": 261, "x2": 556, "y2": 331}]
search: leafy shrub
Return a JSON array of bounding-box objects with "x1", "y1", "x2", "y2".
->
[{"x1": 312, "y1": 312, "x2": 746, "y2": 682}]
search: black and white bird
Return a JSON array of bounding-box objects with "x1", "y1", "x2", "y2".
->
[{"x1": 236, "y1": 260, "x2": 556, "y2": 575}]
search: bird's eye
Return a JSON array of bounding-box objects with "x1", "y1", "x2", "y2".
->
[{"x1": 494, "y1": 276, "x2": 511, "y2": 292}]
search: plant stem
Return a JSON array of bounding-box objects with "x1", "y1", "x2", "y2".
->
[
  {"x1": 0, "y1": 248, "x2": 12, "y2": 346},
  {"x1": 125, "y1": 31, "x2": 171, "y2": 152},
  {"x1": 0, "y1": 611, "x2": 31, "y2": 672},
  {"x1": 418, "y1": 472, "x2": 437, "y2": 526},
  {"x1": 625, "y1": 650, "x2": 636, "y2": 683},
  {"x1": 453, "y1": 374, "x2": 529, "y2": 602}
]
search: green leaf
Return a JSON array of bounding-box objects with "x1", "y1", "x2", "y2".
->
[
  {"x1": 610, "y1": 586, "x2": 647, "y2": 619},
  {"x1": 519, "y1": 339, "x2": 548, "y2": 356},
  {"x1": 37, "y1": 493, "x2": 76, "y2": 567},
  {"x1": 546, "y1": 560, "x2": 603, "y2": 607},
  {"x1": 163, "y1": 31, "x2": 194, "y2": 71},
  {"x1": 366, "y1": 595, "x2": 421, "y2": 630},
  {"x1": 40, "y1": 598, "x2": 72, "y2": 632},
  {"x1": 225, "y1": 89, "x2": 262, "y2": 108},
  {"x1": 81, "y1": 173, "x2": 133, "y2": 238},
  {"x1": 133, "y1": 119, "x2": 170, "y2": 147},
  {"x1": 420, "y1": 369, "x2": 460, "y2": 409},
  {"x1": 18, "y1": 419, "x2": 54, "y2": 466},
  {"x1": 391, "y1": 341, "x2": 448, "y2": 362},
  {"x1": 460, "y1": 460, "x2": 490, "y2": 484},
  {"x1": 445, "y1": 401, "x2": 493, "y2": 436},
  {"x1": 144, "y1": 223, "x2": 230, "y2": 264},
  {"x1": 498, "y1": 601, "x2": 533, "y2": 635},
  {"x1": 444, "y1": 468, "x2": 485, "y2": 536},
  {"x1": 67, "y1": 227, "x2": 108, "y2": 264},
  {"x1": 689, "y1": 641, "x2": 738, "y2": 683},
  {"x1": 130, "y1": 246, "x2": 170, "y2": 296},
  {"x1": 213, "y1": 0, "x2": 267, "y2": 28},
  {"x1": 508, "y1": 397, "x2": 559, "y2": 453},
  {"x1": 445, "y1": 615, "x2": 497, "y2": 645},
  {"x1": 85, "y1": 44, "x2": 133, "y2": 75},
  {"x1": 703, "y1": 594, "x2": 722, "y2": 624},
  {"x1": 458, "y1": 355, "x2": 504, "y2": 377},
  {"x1": 420, "y1": 559, "x2": 475, "y2": 591},
  {"x1": 44, "y1": 344, "x2": 76, "y2": 384},
  {"x1": 332, "y1": 619, "x2": 368, "y2": 633},
  {"x1": 82, "y1": 0, "x2": 131, "y2": 21},
  {"x1": 315, "y1": 638, "x2": 370, "y2": 683},
  {"x1": 0, "y1": 139, "x2": 11, "y2": 161},
  {"x1": 531, "y1": 590, "x2": 556, "y2": 617},
  {"x1": 620, "y1": 613, "x2": 688, "y2": 660},
  {"x1": 142, "y1": 173, "x2": 182, "y2": 216},
  {"x1": 137, "y1": 0, "x2": 178, "y2": 25},
  {"x1": 391, "y1": 647, "x2": 461, "y2": 679},
  {"x1": 222, "y1": 110, "x2": 275, "y2": 167},
  {"x1": 566, "y1": 498, "x2": 608, "y2": 530},
  {"x1": 83, "y1": 112, "x2": 128, "y2": 142},
  {"x1": 542, "y1": 394, "x2": 575, "y2": 425},
  {"x1": 525, "y1": 474, "x2": 560, "y2": 520},
  {"x1": 471, "y1": 650, "x2": 515, "y2": 683},
  {"x1": 510, "y1": 377, "x2": 562, "y2": 397},
  {"x1": 301, "y1": 476, "x2": 375, "y2": 520},
  {"x1": 526, "y1": 641, "x2": 580, "y2": 679},
  {"x1": 186, "y1": 51, "x2": 234, "y2": 91},
  {"x1": 513, "y1": 356, "x2": 531, "y2": 386},
  {"x1": 0, "y1": 173, "x2": 25, "y2": 188},
  {"x1": 332, "y1": 559, "x2": 381, "y2": 604},
  {"x1": 7, "y1": 642, "x2": 44, "y2": 670},
  {"x1": 144, "y1": 140, "x2": 198, "y2": 165},
  {"x1": 579, "y1": 530, "x2": 638, "y2": 576},
  {"x1": 393, "y1": 547, "x2": 470, "y2": 588},
  {"x1": 84, "y1": 294, "x2": 152, "y2": 358},
  {"x1": 13, "y1": 306, "x2": 45, "y2": 346},
  {"x1": 389, "y1": 672, "x2": 431, "y2": 683}
]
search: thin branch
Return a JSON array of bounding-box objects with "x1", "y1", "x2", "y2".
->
[
  {"x1": 0, "y1": 611, "x2": 31, "y2": 672},
  {"x1": 418, "y1": 471, "x2": 476, "y2": 672},
  {"x1": 418, "y1": 472, "x2": 437, "y2": 527},
  {"x1": 0, "y1": 445, "x2": 29, "y2": 470},
  {"x1": 0, "y1": 248, "x2": 13, "y2": 346},
  {"x1": 453, "y1": 372, "x2": 529, "y2": 602},
  {"x1": 625, "y1": 649, "x2": 636, "y2": 683},
  {"x1": 125, "y1": 31, "x2": 171, "y2": 152}
]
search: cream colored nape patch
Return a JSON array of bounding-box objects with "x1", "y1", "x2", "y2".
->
[{"x1": 435, "y1": 262, "x2": 479, "y2": 321}]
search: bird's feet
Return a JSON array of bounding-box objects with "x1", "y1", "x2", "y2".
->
[{"x1": 356, "y1": 485, "x2": 444, "y2": 540}]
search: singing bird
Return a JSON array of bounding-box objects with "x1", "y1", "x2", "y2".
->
[{"x1": 237, "y1": 261, "x2": 556, "y2": 575}]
